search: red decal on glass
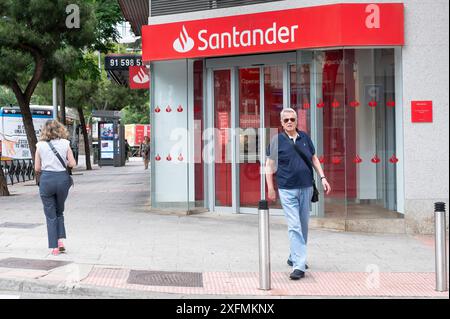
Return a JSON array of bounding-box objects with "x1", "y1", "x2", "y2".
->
[
  {"x1": 317, "y1": 100, "x2": 325, "y2": 108},
  {"x1": 369, "y1": 99, "x2": 378, "y2": 108},
  {"x1": 166, "y1": 154, "x2": 172, "y2": 161},
  {"x1": 332, "y1": 99, "x2": 340, "y2": 108},
  {"x1": 178, "y1": 154, "x2": 184, "y2": 161},
  {"x1": 319, "y1": 155, "x2": 325, "y2": 164},
  {"x1": 353, "y1": 155, "x2": 363, "y2": 164},
  {"x1": 371, "y1": 155, "x2": 381, "y2": 163},
  {"x1": 155, "y1": 154, "x2": 161, "y2": 161},
  {"x1": 155, "y1": 106, "x2": 161, "y2": 113},
  {"x1": 303, "y1": 102, "x2": 311, "y2": 109},
  {"x1": 166, "y1": 105, "x2": 172, "y2": 113},
  {"x1": 350, "y1": 101, "x2": 360, "y2": 108},
  {"x1": 177, "y1": 105, "x2": 184, "y2": 112},
  {"x1": 331, "y1": 157, "x2": 341, "y2": 165},
  {"x1": 389, "y1": 154, "x2": 399, "y2": 163},
  {"x1": 387, "y1": 100, "x2": 396, "y2": 108}
]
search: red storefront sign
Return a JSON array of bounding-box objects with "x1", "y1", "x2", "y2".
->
[
  {"x1": 411, "y1": 101, "x2": 433, "y2": 123},
  {"x1": 135, "y1": 125, "x2": 151, "y2": 145},
  {"x1": 129, "y1": 66, "x2": 150, "y2": 89},
  {"x1": 142, "y1": 3, "x2": 404, "y2": 61}
]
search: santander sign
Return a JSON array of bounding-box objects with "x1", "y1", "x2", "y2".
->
[
  {"x1": 174, "y1": 23, "x2": 299, "y2": 53},
  {"x1": 143, "y1": 3, "x2": 404, "y2": 61}
]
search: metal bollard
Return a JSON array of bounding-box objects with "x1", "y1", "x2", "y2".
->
[
  {"x1": 258, "y1": 200, "x2": 271, "y2": 290},
  {"x1": 434, "y1": 202, "x2": 448, "y2": 292}
]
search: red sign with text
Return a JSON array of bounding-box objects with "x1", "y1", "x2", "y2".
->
[
  {"x1": 411, "y1": 101, "x2": 433, "y2": 123},
  {"x1": 129, "y1": 66, "x2": 150, "y2": 89},
  {"x1": 142, "y1": 3, "x2": 404, "y2": 61}
]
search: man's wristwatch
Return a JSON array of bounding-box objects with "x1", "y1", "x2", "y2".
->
[{"x1": 320, "y1": 176, "x2": 327, "y2": 180}]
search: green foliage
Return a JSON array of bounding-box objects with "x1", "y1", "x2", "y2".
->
[
  {"x1": 32, "y1": 51, "x2": 149, "y2": 124},
  {"x1": 0, "y1": 0, "x2": 147, "y2": 125},
  {"x1": 0, "y1": 0, "x2": 97, "y2": 86},
  {"x1": 120, "y1": 102, "x2": 150, "y2": 125},
  {"x1": 87, "y1": 0, "x2": 124, "y2": 52},
  {"x1": 0, "y1": 86, "x2": 17, "y2": 106}
]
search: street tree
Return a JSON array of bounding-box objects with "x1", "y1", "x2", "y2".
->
[
  {"x1": 0, "y1": 0, "x2": 96, "y2": 160},
  {"x1": 48, "y1": 0, "x2": 123, "y2": 169},
  {"x1": 0, "y1": 0, "x2": 123, "y2": 193}
]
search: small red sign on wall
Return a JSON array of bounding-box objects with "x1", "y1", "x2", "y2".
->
[
  {"x1": 411, "y1": 101, "x2": 433, "y2": 123},
  {"x1": 129, "y1": 66, "x2": 150, "y2": 89}
]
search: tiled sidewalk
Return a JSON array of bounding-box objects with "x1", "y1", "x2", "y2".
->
[
  {"x1": 80, "y1": 266, "x2": 448, "y2": 298},
  {"x1": 1, "y1": 263, "x2": 447, "y2": 298}
]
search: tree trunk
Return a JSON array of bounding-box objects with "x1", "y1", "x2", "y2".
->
[
  {"x1": 77, "y1": 106, "x2": 92, "y2": 170},
  {"x1": 9, "y1": 51, "x2": 44, "y2": 168},
  {"x1": 59, "y1": 75, "x2": 66, "y2": 125},
  {"x1": 0, "y1": 163, "x2": 10, "y2": 196}
]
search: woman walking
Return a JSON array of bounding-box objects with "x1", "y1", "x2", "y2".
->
[
  {"x1": 140, "y1": 136, "x2": 151, "y2": 170},
  {"x1": 35, "y1": 120, "x2": 76, "y2": 256}
]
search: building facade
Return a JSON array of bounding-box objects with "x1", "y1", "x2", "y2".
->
[{"x1": 123, "y1": 0, "x2": 449, "y2": 234}]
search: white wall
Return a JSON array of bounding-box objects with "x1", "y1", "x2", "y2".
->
[
  {"x1": 400, "y1": 0, "x2": 449, "y2": 233},
  {"x1": 152, "y1": 60, "x2": 192, "y2": 205},
  {"x1": 355, "y1": 50, "x2": 377, "y2": 200}
]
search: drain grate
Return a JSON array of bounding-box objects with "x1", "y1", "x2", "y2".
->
[
  {"x1": 0, "y1": 258, "x2": 72, "y2": 271},
  {"x1": 127, "y1": 270, "x2": 203, "y2": 288},
  {"x1": 0, "y1": 222, "x2": 43, "y2": 229}
]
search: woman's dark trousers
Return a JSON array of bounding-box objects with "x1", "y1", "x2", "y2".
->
[{"x1": 39, "y1": 171, "x2": 71, "y2": 249}]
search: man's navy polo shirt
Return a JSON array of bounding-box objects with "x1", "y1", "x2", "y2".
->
[{"x1": 266, "y1": 130, "x2": 316, "y2": 189}]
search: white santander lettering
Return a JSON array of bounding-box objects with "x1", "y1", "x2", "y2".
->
[
  {"x1": 278, "y1": 26, "x2": 290, "y2": 43},
  {"x1": 240, "y1": 30, "x2": 251, "y2": 47},
  {"x1": 252, "y1": 29, "x2": 264, "y2": 46},
  {"x1": 210, "y1": 33, "x2": 220, "y2": 49},
  {"x1": 265, "y1": 23, "x2": 277, "y2": 45},
  {"x1": 365, "y1": 4, "x2": 380, "y2": 29},
  {"x1": 194, "y1": 23, "x2": 299, "y2": 52},
  {"x1": 290, "y1": 25, "x2": 299, "y2": 42},
  {"x1": 198, "y1": 30, "x2": 208, "y2": 51}
]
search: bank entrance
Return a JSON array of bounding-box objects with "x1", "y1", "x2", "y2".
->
[{"x1": 204, "y1": 49, "x2": 402, "y2": 218}]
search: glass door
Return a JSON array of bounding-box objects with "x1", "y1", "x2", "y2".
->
[
  {"x1": 211, "y1": 65, "x2": 286, "y2": 212},
  {"x1": 207, "y1": 53, "x2": 295, "y2": 214},
  {"x1": 238, "y1": 67, "x2": 261, "y2": 208},
  {"x1": 214, "y1": 69, "x2": 232, "y2": 208}
]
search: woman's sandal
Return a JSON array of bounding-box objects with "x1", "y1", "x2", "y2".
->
[{"x1": 58, "y1": 240, "x2": 66, "y2": 253}]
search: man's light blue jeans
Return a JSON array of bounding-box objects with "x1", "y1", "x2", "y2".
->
[{"x1": 278, "y1": 187, "x2": 313, "y2": 272}]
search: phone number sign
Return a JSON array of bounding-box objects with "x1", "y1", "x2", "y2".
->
[{"x1": 105, "y1": 55, "x2": 143, "y2": 70}]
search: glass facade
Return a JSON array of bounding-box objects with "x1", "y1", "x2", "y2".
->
[
  {"x1": 151, "y1": 48, "x2": 401, "y2": 219},
  {"x1": 296, "y1": 49, "x2": 399, "y2": 218}
]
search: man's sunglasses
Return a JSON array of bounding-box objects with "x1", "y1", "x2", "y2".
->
[{"x1": 283, "y1": 118, "x2": 297, "y2": 123}]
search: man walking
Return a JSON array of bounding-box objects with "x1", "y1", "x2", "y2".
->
[{"x1": 266, "y1": 108, "x2": 331, "y2": 280}]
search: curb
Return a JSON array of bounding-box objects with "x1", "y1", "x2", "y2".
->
[{"x1": 0, "y1": 277, "x2": 195, "y2": 299}]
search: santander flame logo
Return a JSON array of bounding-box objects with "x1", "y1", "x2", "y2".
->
[{"x1": 173, "y1": 26, "x2": 195, "y2": 53}]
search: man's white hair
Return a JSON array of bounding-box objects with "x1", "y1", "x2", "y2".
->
[{"x1": 280, "y1": 108, "x2": 297, "y2": 120}]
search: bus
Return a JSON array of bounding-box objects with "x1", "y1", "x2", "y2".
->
[{"x1": 0, "y1": 105, "x2": 80, "y2": 160}]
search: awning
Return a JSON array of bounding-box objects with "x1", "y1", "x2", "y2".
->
[{"x1": 118, "y1": 0, "x2": 149, "y2": 37}]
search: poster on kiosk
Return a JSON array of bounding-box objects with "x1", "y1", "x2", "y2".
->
[{"x1": 99, "y1": 122, "x2": 114, "y2": 162}]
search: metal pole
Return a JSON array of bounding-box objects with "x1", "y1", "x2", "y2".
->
[
  {"x1": 52, "y1": 78, "x2": 58, "y2": 120},
  {"x1": 434, "y1": 202, "x2": 448, "y2": 292},
  {"x1": 258, "y1": 200, "x2": 271, "y2": 290}
]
